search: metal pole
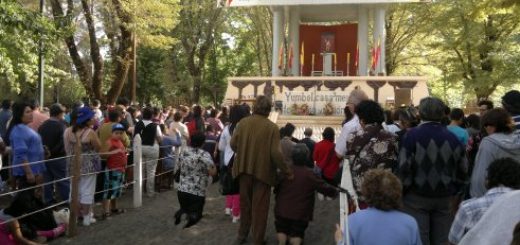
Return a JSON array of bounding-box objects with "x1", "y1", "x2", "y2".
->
[
  {"x1": 133, "y1": 134, "x2": 142, "y2": 208},
  {"x1": 38, "y1": 0, "x2": 45, "y2": 107}
]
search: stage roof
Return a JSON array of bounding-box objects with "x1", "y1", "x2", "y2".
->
[{"x1": 220, "y1": 0, "x2": 428, "y2": 7}]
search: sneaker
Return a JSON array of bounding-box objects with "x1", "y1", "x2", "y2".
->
[
  {"x1": 90, "y1": 213, "x2": 97, "y2": 224},
  {"x1": 232, "y1": 216, "x2": 240, "y2": 223},
  {"x1": 225, "y1": 208, "x2": 231, "y2": 215},
  {"x1": 82, "y1": 215, "x2": 91, "y2": 226},
  {"x1": 317, "y1": 193, "x2": 324, "y2": 201}
]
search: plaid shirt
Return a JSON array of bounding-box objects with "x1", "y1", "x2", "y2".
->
[{"x1": 449, "y1": 187, "x2": 513, "y2": 244}]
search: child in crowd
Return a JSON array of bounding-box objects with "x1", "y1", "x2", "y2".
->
[
  {"x1": 101, "y1": 123, "x2": 128, "y2": 218},
  {"x1": 275, "y1": 144, "x2": 338, "y2": 245},
  {"x1": 159, "y1": 124, "x2": 182, "y2": 189}
]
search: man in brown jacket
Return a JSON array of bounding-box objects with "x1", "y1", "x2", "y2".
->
[{"x1": 231, "y1": 96, "x2": 292, "y2": 245}]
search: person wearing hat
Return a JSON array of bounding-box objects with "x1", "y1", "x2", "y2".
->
[
  {"x1": 101, "y1": 123, "x2": 128, "y2": 219},
  {"x1": 63, "y1": 106, "x2": 102, "y2": 226},
  {"x1": 502, "y1": 90, "x2": 520, "y2": 132},
  {"x1": 38, "y1": 103, "x2": 70, "y2": 204}
]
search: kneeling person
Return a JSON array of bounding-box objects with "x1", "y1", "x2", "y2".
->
[
  {"x1": 174, "y1": 132, "x2": 217, "y2": 228},
  {"x1": 275, "y1": 144, "x2": 338, "y2": 245}
]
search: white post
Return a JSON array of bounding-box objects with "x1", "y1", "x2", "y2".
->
[
  {"x1": 289, "y1": 6, "x2": 300, "y2": 76},
  {"x1": 373, "y1": 6, "x2": 386, "y2": 75},
  {"x1": 357, "y1": 6, "x2": 369, "y2": 76},
  {"x1": 378, "y1": 7, "x2": 386, "y2": 75},
  {"x1": 133, "y1": 134, "x2": 143, "y2": 208},
  {"x1": 272, "y1": 6, "x2": 284, "y2": 77}
]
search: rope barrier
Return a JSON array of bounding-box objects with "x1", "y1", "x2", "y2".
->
[
  {"x1": 0, "y1": 177, "x2": 72, "y2": 198},
  {"x1": 0, "y1": 200, "x2": 69, "y2": 225},
  {"x1": 0, "y1": 155, "x2": 75, "y2": 170}
]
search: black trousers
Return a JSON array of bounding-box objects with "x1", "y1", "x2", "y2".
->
[{"x1": 175, "y1": 191, "x2": 205, "y2": 227}]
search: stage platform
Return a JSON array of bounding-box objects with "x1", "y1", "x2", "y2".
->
[{"x1": 271, "y1": 113, "x2": 344, "y2": 141}]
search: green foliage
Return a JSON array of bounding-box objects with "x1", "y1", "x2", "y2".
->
[{"x1": 0, "y1": 0, "x2": 67, "y2": 97}]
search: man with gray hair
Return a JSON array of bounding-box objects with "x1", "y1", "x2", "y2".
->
[
  {"x1": 397, "y1": 97, "x2": 468, "y2": 245},
  {"x1": 335, "y1": 89, "x2": 369, "y2": 158},
  {"x1": 231, "y1": 96, "x2": 293, "y2": 245}
]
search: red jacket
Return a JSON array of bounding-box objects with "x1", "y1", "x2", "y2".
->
[{"x1": 313, "y1": 139, "x2": 340, "y2": 180}]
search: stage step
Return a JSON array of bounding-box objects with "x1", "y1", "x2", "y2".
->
[{"x1": 275, "y1": 115, "x2": 345, "y2": 142}]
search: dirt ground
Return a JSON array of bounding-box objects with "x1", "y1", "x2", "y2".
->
[{"x1": 51, "y1": 183, "x2": 339, "y2": 245}]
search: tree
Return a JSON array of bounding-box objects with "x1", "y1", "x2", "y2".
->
[
  {"x1": 0, "y1": 0, "x2": 66, "y2": 98},
  {"x1": 174, "y1": 0, "x2": 225, "y2": 103},
  {"x1": 424, "y1": 0, "x2": 520, "y2": 101},
  {"x1": 49, "y1": 0, "x2": 179, "y2": 104}
]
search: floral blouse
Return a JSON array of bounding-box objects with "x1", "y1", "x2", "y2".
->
[
  {"x1": 346, "y1": 124, "x2": 398, "y2": 199},
  {"x1": 176, "y1": 146, "x2": 214, "y2": 197}
]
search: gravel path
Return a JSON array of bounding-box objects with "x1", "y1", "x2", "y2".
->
[{"x1": 51, "y1": 183, "x2": 339, "y2": 245}]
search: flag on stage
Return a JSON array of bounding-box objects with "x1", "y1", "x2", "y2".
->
[
  {"x1": 354, "y1": 44, "x2": 359, "y2": 73},
  {"x1": 300, "y1": 42, "x2": 305, "y2": 75},
  {"x1": 288, "y1": 43, "x2": 294, "y2": 69},
  {"x1": 375, "y1": 38, "x2": 381, "y2": 71},
  {"x1": 278, "y1": 44, "x2": 284, "y2": 70},
  {"x1": 370, "y1": 42, "x2": 376, "y2": 71},
  {"x1": 370, "y1": 39, "x2": 381, "y2": 71}
]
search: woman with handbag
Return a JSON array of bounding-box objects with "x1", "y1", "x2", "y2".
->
[{"x1": 218, "y1": 104, "x2": 249, "y2": 223}]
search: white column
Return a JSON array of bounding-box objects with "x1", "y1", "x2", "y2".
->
[
  {"x1": 357, "y1": 6, "x2": 369, "y2": 76},
  {"x1": 272, "y1": 7, "x2": 284, "y2": 77},
  {"x1": 289, "y1": 7, "x2": 300, "y2": 76},
  {"x1": 373, "y1": 6, "x2": 386, "y2": 75}
]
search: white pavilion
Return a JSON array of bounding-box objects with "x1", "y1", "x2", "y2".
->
[{"x1": 221, "y1": 0, "x2": 430, "y2": 116}]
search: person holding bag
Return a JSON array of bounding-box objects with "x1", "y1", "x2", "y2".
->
[{"x1": 218, "y1": 105, "x2": 249, "y2": 223}]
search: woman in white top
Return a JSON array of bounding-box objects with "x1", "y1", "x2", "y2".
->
[
  {"x1": 382, "y1": 110, "x2": 401, "y2": 135},
  {"x1": 218, "y1": 105, "x2": 249, "y2": 223},
  {"x1": 133, "y1": 107, "x2": 163, "y2": 198},
  {"x1": 169, "y1": 111, "x2": 189, "y2": 163}
]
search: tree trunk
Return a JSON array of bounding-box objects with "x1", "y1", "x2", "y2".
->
[
  {"x1": 105, "y1": 0, "x2": 133, "y2": 105},
  {"x1": 80, "y1": 0, "x2": 104, "y2": 100},
  {"x1": 49, "y1": 0, "x2": 94, "y2": 98}
]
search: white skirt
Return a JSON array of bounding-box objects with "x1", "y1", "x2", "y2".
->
[{"x1": 78, "y1": 175, "x2": 97, "y2": 205}]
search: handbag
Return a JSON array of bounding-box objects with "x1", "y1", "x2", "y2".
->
[{"x1": 220, "y1": 154, "x2": 239, "y2": 195}]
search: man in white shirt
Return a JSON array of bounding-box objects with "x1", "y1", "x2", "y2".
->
[{"x1": 335, "y1": 89, "x2": 368, "y2": 158}]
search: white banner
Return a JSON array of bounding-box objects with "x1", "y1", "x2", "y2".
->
[
  {"x1": 219, "y1": 0, "x2": 425, "y2": 7},
  {"x1": 280, "y1": 91, "x2": 348, "y2": 115}
]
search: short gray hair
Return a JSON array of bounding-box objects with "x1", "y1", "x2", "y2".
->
[
  {"x1": 419, "y1": 97, "x2": 446, "y2": 122},
  {"x1": 253, "y1": 96, "x2": 272, "y2": 116},
  {"x1": 292, "y1": 144, "x2": 310, "y2": 166}
]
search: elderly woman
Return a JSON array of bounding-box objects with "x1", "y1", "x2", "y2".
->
[
  {"x1": 174, "y1": 132, "x2": 217, "y2": 228},
  {"x1": 275, "y1": 144, "x2": 338, "y2": 245},
  {"x1": 5, "y1": 102, "x2": 46, "y2": 188},
  {"x1": 335, "y1": 89, "x2": 369, "y2": 158},
  {"x1": 335, "y1": 169, "x2": 421, "y2": 245},
  {"x1": 470, "y1": 108, "x2": 520, "y2": 198},
  {"x1": 346, "y1": 100, "x2": 398, "y2": 209}
]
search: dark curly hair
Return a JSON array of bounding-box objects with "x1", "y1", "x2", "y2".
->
[
  {"x1": 481, "y1": 108, "x2": 513, "y2": 134},
  {"x1": 355, "y1": 100, "x2": 385, "y2": 125},
  {"x1": 486, "y1": 158, "x2": 520, "y2": 189},
  {"x1": 361, "y1": 169, "x2": 402, "y2": 211}
]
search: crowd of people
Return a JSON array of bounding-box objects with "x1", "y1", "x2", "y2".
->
[{"x1": 0, "y1": 89, "x2": 519, "y2": 245}]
